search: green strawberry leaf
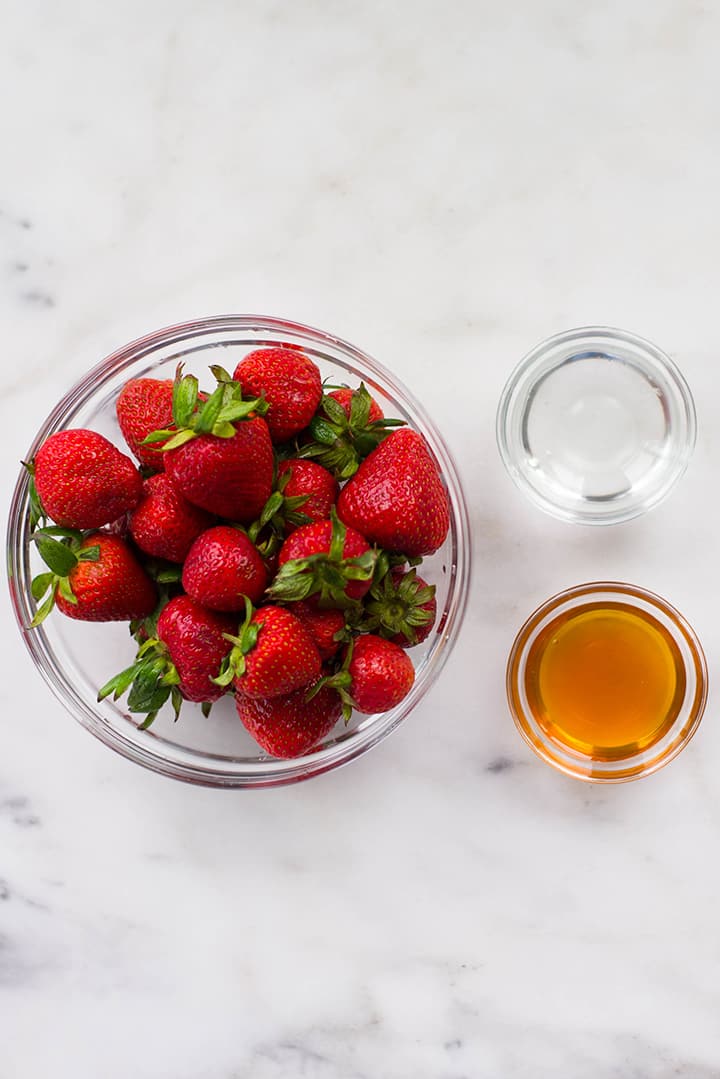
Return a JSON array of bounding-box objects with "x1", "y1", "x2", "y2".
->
[
  {"x1": 308, "y1": 416, "x2": 338, "y2": 445},
  {"x1": 31, "y1": 571, "x2": 54, "y2": 602},
  {"x1": 173, "y1": 373, "x2": 200, "y2": 427},
  {"x1": 29, "y1": 590, "x2": 57, "y2": 628},
  {"x1": 321, "y1": 394, "x2": 348, "y2": 427},
  {"x1": 348, "y1": 384, "x2": 372, "y2": 429},
  {"x1": 140, "y1": 427, "x2": 178, "y2": 446},
  {"x1": 211, "y1": 421, "x2": 236, "y2": 439},
  {"x1": 194, "y1": 383, "x2": 226, "y2": 434},
  {"x1": 33, "y1": 535, "x2": 78, "y2": 577},
  {"x1": 160, "y1": 429, "x2": 196, "y2": 451},
  {"x1": 78, "y1": 545, "x2": 100, "y2": 563},
  {"x1": 25, "y1": 468, "x2": 46, "y2": 530},
  {"x1": 201, "y1": 701, "x2": 213, "y2": 718},
  {"x1": 56, "y1": 576, "x2": 77, "y2": 604},
  {"x1": 209, "y1": 364, "x2": 234, "y2": 384}
]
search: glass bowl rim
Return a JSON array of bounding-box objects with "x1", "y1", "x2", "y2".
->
[
  {"x1": 495, "y1": 324, "x2": 698, "y2": 526},
  {"x1": 6, "y1": 313, "x2": 472, "y2": 788},
  {"x1": 506, "y1": 579, "x2": 709, "y2": 783}
]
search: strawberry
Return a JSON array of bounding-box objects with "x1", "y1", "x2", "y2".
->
[
  {"x1": 337, "y1": 428, "x2": 449, "y2": 557},
  {"x1": 269, "y1": 512, "x2": 375, "y2": 606},
  {"x1": 276, "y1": 459, "x2": 338, "y2": 530},
  {"x1": 181, "y1": 525, "x2": 267, "y2": 611},
  {"x1": 30, "y1": 531, "x2": 156, "y2": 626},
  {"x1": 233, "y1": 347, "x2": 322, "y2": 444},
  {"x1": 296, "y1": 382, "x2": 404, "y2": 479},
  {"x1": 318, "y1": 634, "x2": 415, "y2": 716},
  {"x1": 128, "y1": 473, "x2": 214, "y2": 563},
  {"x1": 33, "y1": 429, "x2": 143, "y2": 529},
  {"x1": 327, "y1": 386, "x2": 384, "y2": 423},
  {"x1": 236, "y1": 684, "x2": 342, "y2": 758},
  {"x1": 287, "y1": 600, "x2": 347, "y2": 661},
  {"x1": 145, "y1": 366, "x2": 274, "y2": 521},
  {"x1": 215, "y1": 602, "x2": 321, "y2": 699},
  {"x1": 98, "y1": 595, "x2": 235, "y2": 727},
  {"x1": 361, "y1": 567, "x2": 437, "y2": 647},
  {"x1": 155, "y1": 596, "x2": 235, "y2": 703},
  {"x1": 116, "y1": 377, "x2": 175, "y2": 470}
]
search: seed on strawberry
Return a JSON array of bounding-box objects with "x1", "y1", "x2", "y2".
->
[
  {"x1": 236, "y1": 684, "x2": 342, "y2": 758},
  {"x1": 361, "y1": 567, "x2": 437, "y2": 647},
  {"x1": 116, "y1": 377, "x2": 175, "y2": 470},
  {"x1": 233, "y1": 347, "x2": 322, "y2": 444},
  {"x1": 337, "y1": 428, "x2": 449, "y2": 557},
  {"x1": 181, "y1": 525, "x2": 267, "y2": 611},
  {"x1": 98, "y1": 594, "x2": 235, "y2": 728},
  {"x1": 277, "y1": 459, "x2": 339, "y2": 531},
  {"x1": 215, "y1": 602, "x2": 321, "y2": 699},
  {"x1": 33, "y1": 429, "x2": 143, "y2": 530},
  {"x1": 30, "y1": 531, "x2": 156, "y2": 626},
  {"x1": 146, "y1": 366, "x2": 274, "y2": 521},
  {"x1": 287, "y1": 600, "x2": 347, "y2": 661},
  {"x1": 269, "y1": 511, "x2": 375, "y2": 606},
  {"x1": 128, "y1": 473, "x2": 214, "y2": 563}
]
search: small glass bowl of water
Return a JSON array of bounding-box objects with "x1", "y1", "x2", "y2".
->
[{"x1": 496, "y1": 326, "x2": 697, "y2": 525}]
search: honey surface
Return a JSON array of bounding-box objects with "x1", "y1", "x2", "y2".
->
[{"x1": 525, "y1": 605, "x2": 684, "y2": 758}]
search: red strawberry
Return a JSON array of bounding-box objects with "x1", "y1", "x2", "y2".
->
[
  {"x1": 31, "y1": 532, "x2": 156, "y2": 625},
  {"x1": 156, "y1": 596, "x2": 236, "y2": 703},
  {"x1": 33, "y1": 429, "x2": 143, "y2": 529},
  {"x1": 116, "y1": 378, "x2": 175, "y2": 470},
  {"x1": 128, "y1": 473, "x2": 213, "y2": 563},
  {"x1": 327, "y1": 386, "x2": 384, "y2": 423},
  {"x1": 98, "y1": 594, "x2": 235, "y2": 727},
  {"x1": 233, "y1": 347, "x2": 322, "y2": 444},
  {"x1": 181, "y1": 525, "x2": 267, "y2": 611},
  {"x1": 236, "y1": 684, "x2": 342, "y2": 758},
  {"x1": 337, "y1": 428, "x2": 449, "y2": 557},
  {"x1": 362, "y1": 568, "x2": 437, "y2": 648},
  {"x1": 143, "y1": 366, "x2": 274, "y2": 521},
  {"x1": 277, "y1": 459, "x2": 339, "y2": 530},
  {"x1": 165, "y1": 418, "x2": 273, "y2": 521},
  {"x1": 295, "y1": 382, "x2": 402, "y2": 480},
  {"x1": 270, "y1": 513, "x2": 375, "y2": 606},
  {"x1": 218, "y1": 604, "x2": 321, "y2": 699},
  {"x1": 287, "y1": 600, "x2": 347, "y2": 661},
  {"x1": 346, "y1": 634, "x2": 415, "y2": 713}
]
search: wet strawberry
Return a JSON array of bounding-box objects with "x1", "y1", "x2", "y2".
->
[
  {"x1": 128, "y1": 473, "x2": 213, "y2": 563},
  {"x1": 182, "y1": 525, "x2": 267, "y2": 611},
  {"x1": 236, "y1": 684, "x2": 342, "y2": 758},
  {"x1": 216, "y1": 603, "x2": 321, "y2": 699},
  {"x1": 233, "y1": 347, "x2": 322, "y2": 444},
  {"x1": 337, "y1": 428, "x2": 449, "y2": 557},
  {"x1": 116, "y1": 378, "x2": 175, "y2": 470},
  {"x1": 34, "y1": 429, "x2": 143, "y2": 529},
  {"x1": 31, "y1": 531, "x2": 156, "y2": 626}
]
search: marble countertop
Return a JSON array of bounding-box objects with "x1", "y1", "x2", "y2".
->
[{"x1": 3, "y1": 2, "x2": 720, "y2": 1076}]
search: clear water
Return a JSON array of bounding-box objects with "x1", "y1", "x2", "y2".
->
[{"x1": 524, "y1": 353, "x2": 668, "y2": 502}]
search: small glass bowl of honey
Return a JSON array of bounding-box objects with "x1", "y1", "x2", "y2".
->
[{"x1": 507, "y1": 582, "x2": 708, "y2": 782}]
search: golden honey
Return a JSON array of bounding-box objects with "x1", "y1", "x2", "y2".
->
[{"x1": 523, "y1": 603, "x2": 686, "y2": 759}]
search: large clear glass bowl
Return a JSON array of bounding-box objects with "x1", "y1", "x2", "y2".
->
[{"x1": 7, "y1": 315, "x2": 471, "y2": 788}]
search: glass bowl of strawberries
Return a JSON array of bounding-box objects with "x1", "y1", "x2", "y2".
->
[{"x1": 7, "y1": 315, "x2": 470, "y2": 788}]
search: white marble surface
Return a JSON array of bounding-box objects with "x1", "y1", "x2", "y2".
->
[{"x1": 3, "y1": 2, "x2": 720, "y2": 1075}]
